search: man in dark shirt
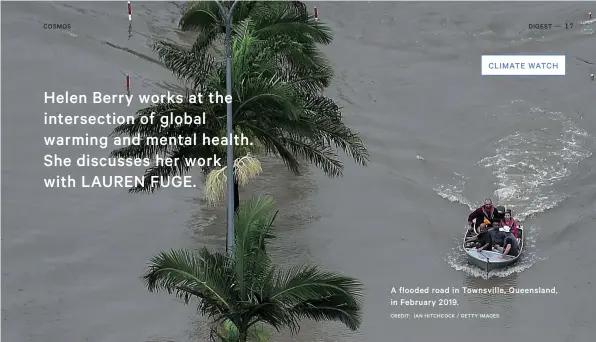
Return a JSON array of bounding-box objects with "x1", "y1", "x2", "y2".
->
[
  {"x1": 465, "y1": 224, "x2": 493, "y2": 251},
  {"x1": 497, "y1": 226, "x2": 520, "y2": 257},
  {"x1": 476, "y1": 225, "x2": 493, "y2": 252},
  {"x1": 488, "y1": 227, "x2": 505, "y2": 246},
  {"x1": 486, "y1": 206, "x2": 506, "y2": 247}
]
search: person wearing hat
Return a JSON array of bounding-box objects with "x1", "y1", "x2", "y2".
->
[{"x1": 496, "y1": 225, "x2": 519, "y2": 258}]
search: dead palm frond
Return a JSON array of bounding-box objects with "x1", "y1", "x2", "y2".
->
[{"x1": 204, "y1": 154, "x2": 262, "y2": 206}]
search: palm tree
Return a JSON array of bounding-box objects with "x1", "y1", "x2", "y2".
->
[
  {"x1": 110, "y1": 24, "x2": 369, "y2": 212},
  {"x1": 142, "y1": 196, "x2": 363, "y2": 342},
  {"x1": 170, "y1": 0, "x2": 334, "y2": 89}
]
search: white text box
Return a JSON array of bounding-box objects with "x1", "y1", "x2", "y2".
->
[{"x1": 481, "y1": 55, "x2": 566, "y2": 76}]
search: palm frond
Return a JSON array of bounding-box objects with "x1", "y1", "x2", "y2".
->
[
  {"x1": 301, "y1": 94, "x2": 370, "y2": 167},
  {"x1": 152, "y1": 39, "x2": 217, "y2": 89},
  {"x1": 233, "y1": 196, "x2": 277, "y2": 298},
  {"x1": 141, "y1": 247, "x2": 235, "y2": 317},
  {"x1": 179, "y1": 1, "x2": 223, "y2": 32},
  {"x1": 204, "y1": 154, "x2": 263, "y2": 206},
  {"x1": 252, "y1": 7, "x2": 333, "y2": 45},
  {"x1": 271, "y1": 265, "x2": 364, "y2": 332},
  {"x1": 234, "y1": 154, "x2": 263, "y2": 186}
]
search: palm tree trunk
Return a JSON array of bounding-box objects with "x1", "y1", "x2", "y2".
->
[
  {"x1": 238, "y1": 329, "x2": 248, "y2": 342},
  {"x1": 233, "y1": 179, "x2": 239, "y2": 213}
]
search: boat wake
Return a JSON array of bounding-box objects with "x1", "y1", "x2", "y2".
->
[
  {"x1": 435, "y1": 104, "x2": 594, "y2": 277},
  {"x1": 479, "y1": 108, "x2": 592, "y2": 221}
]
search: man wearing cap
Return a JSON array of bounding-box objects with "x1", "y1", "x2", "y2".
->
[{"x1": 496, "y1": 225, "x2": 519, "y2": 258}]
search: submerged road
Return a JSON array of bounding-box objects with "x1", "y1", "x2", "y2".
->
[{"x1": 2, "y1": 2, "x2": 596, "y2": 342}]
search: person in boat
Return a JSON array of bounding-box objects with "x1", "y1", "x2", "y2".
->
[
  {"x1": 499, "y1": 209, "x2": 519, "y2": 238},
  {"x1": 496, "y1": 226, "x2": 519, "y2": 258},
  {"x1": 475, "y1": 224, "x2": 493, "y2": 252},
  {"x1": 465, "y1": 224, "x2": 493, "y2": 250},
  {"x1": 488, "y1": 225, "x2": 505, "y2": 247},
  {"x1": 467, "y1": 198, "x2": 495, "y2": 231},
  {"x1": 487, "y1": 206, "x2": 507, "y2": 247}
]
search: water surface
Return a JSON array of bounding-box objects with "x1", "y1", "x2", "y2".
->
[{"x1": 2, "y1": 2, "x2": 595, "y2": 342}]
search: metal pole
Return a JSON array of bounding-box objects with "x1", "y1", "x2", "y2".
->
[{"x1": 214, "y1": 0, "x2": 239, "y2": 253}]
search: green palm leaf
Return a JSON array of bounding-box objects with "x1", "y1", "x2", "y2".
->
[{"x1": 112, "y1": 22, "x2": 369, "y2": 192}]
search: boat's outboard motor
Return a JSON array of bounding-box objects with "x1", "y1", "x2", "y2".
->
[{"x1": 494, "y1": 206, "x2": 506, "y2": 226}]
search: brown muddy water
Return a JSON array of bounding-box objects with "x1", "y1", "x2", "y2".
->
[{"x1": 2, "y1": 2, "x2": 596, "y2": 342}]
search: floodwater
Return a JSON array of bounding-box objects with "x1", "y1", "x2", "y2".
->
[{"x1": 2, "y1": 1, "x2": 595, "y2": 342}]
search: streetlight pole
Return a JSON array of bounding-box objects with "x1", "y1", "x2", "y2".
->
[{"x1": 214, "y1": 0, "x2": 239, "y2": 253}]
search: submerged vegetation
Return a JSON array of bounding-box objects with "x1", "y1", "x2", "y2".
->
[
  {"x1": 143, "y1": 197, "x2": 363, "y2": 342},
  {"x1": 110, "y1": 0, "x2": 369, "y2": 211},
  {"x1": 126, "y1": 1, "x2": 367, "y2": 340}
]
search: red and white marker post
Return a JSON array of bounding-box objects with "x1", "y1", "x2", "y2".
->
[
  {"x1": 128, "y1": 1, "x2": 132, "y2": 21},
  {"x1": 314, "y1": 7, "x2": 319, "y2": 22},
  {"x1": 589, "y1": 12, "x2": 592, "y2": 19},
  {"x1": 125, "y1": 74, "x2": 130, "y2": 90}
]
